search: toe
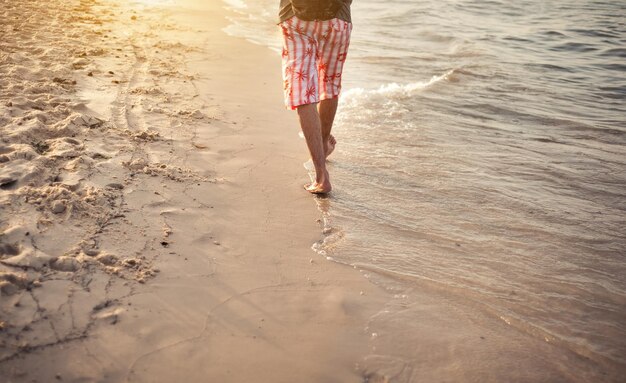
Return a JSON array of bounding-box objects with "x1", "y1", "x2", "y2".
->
[{"x1": 304, "y1": 182, "x2": 331, "y2": 194}]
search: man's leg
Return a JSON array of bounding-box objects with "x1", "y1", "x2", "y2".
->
[
  {"x1": 318, "y1": 96, "x2": 338, "y2": 158},
  {"x1": 297, "y1": 103, "x2": 331, "y2": 194},
  {"x1": 317, "y1": 18, "x2": 352, "y2": 159}
]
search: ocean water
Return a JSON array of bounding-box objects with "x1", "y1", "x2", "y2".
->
[{"x1": 223, "y1": 0, "x2": 626, "y2": 380}]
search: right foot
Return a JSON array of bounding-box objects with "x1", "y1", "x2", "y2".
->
[{"x1": 325, "y1": 134, "x2": 336, "y2": 158}]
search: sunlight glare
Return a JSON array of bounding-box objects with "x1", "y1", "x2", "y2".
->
[{"x1": 131, "y1": 0, "x2": 174, "y2": 6}]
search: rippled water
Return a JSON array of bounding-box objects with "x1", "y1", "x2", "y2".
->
[{"x1": 223, "y1": 0, "x2": 626, "y2": 379}]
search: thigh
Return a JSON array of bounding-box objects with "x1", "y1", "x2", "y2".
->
[
  {"x1": 280, "y1": 17, "x2": 319, "y2": 109},
  {"x1": 316, "y1": 18, "x2": 352, "y2": 99}
]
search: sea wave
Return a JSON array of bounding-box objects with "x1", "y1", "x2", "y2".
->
[{"x1": 341, "y1": 69, "x2": 454, "y2": 105}]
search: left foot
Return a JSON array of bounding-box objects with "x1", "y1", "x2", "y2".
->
[
  {"x1": 304, "y1": 182, "x2": 331, "y2": 194},
  {"x1": 304, "y1": 169, "x2": 331, "y2": 194}
]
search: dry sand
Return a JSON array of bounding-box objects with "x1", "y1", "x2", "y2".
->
[
  {"x1": 0, "y1": 0, "x2": 390, "y2": 381},
  {"x1": 3, "y1": 1, "x2": 623, "y2": 383}
]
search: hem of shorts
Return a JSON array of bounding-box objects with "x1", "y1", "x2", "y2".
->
[
  {"x1": 285, "y1": 100, "x2": 318, "y2": 111},
  {"x1": 285, "y1": 93, "x2": 340, "y2": 110}
]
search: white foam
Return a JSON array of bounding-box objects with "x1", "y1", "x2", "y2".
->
[
  {"x1": 341, "y1": 70, "x2": 454, "y2": 103},
  {"x1": 222, "y1": 0, "x2": 248, "y2": 10},
  {"x1": 221, "y1": 0, "x2": 282, "y2": 52}
]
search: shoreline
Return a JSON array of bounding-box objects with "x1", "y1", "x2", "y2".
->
[
  {"x1": 0, "y1": 1, "x2": 390, "y2": 381},
  {"x1": 2, "y1": 1, "x2": 624, "y2": 382}
]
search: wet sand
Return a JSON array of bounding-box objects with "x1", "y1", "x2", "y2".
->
[
  {"x1": 0, "y1": 0, "x2": 389, "y2": 381},
  {"x1": 3, "y1": 1, "x2": 624, "y2": 382}
]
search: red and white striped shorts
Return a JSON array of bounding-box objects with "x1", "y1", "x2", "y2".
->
[{"x1": 279, "y1": 16, "x2": 352, "y2": 110}]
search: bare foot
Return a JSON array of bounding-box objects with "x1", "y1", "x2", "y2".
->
[
  {"x1": 304, "y1": 182, "x2": 332, "y2": 194},
  {"x1": 325, "y1": 134, "x2": 336, "y2": 158},
  {"x1": 304, "y1": 169, "x2": 331, "y2": 194}
]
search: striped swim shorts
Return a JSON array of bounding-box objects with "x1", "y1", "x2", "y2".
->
[{"x1": 279, "y1": 16, "x2": 352, "y2": 110}]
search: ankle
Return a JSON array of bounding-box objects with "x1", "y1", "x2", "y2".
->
[{"x1": 317, "y1": 169, "x2": 329, "y2": 183}]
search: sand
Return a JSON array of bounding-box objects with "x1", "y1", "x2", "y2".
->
[
  {"x1": 0, "y1": 0, "x2": 390, "y2": 381},
  {"x1": 3, "y1": 1, "x2": 625, "y2": 382}
]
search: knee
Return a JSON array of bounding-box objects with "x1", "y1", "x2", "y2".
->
[
  {"x1": 296, "y1": 102, "x2": 317, "y2": 112},
  {"x1": 296, "y1": 102, "x2": 319, "y2": 117}
]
